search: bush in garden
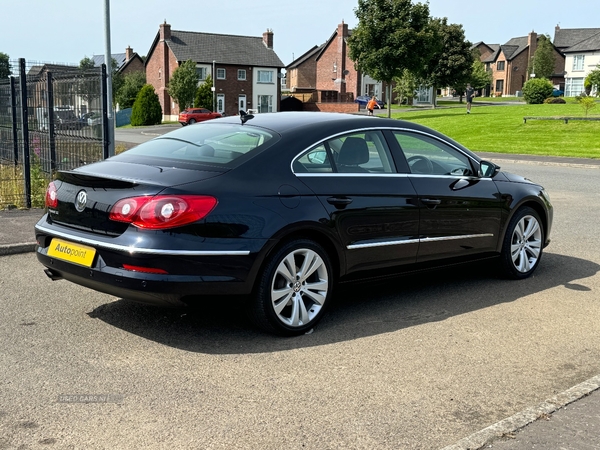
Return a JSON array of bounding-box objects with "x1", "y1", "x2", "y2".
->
[
  {"x1": 522, "y1": 78, "x2": 554, "y2": 104},
  {"x1": 131, "y1": 84, "x2": 162, "y2": 126},
  {"x1": 544, "y1": 97, "x2": 566, "y2": 104}
]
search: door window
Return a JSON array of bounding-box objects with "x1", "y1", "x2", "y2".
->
[
  {"x1": 393, "y1": 132, "x2": 474, "y2": 176},
  {"x1": 294, "y1": 131, "x2": 395, "y2": 174}
]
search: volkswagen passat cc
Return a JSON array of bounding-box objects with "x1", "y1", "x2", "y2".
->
[{"x1": 35, "y1": 112, "x2": 553, "y2": 335}]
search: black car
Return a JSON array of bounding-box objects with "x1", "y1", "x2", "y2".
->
[{"x1": 35, "y1": 112, "x2": 553, "y2": 335}]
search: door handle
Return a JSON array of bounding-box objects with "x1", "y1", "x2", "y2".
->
[
  {"x1": 327, "y1": 197, "x2": 353, "y2": 208},
  {"x1": 421, "y1": 198, "x2": 441, "y2": 205}
]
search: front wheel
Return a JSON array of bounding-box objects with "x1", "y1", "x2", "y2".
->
[
  {"x1": 188, "y1": 118, "x2": 196, "y2": 124},
  {"x1": 500, "y1": 207, "x2": 544, "y2": 279},
  {"x1": 248, "y1": 239, "x2": 333, "y2": 336}
]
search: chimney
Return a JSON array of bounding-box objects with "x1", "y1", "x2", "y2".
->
[
  {"x1": 555, "y1": 24, "x2": 560, "y2": 32},
  {"x1": 528, "y1": 31, "x2": 538, "y2": 61},
  {"x1": 337, "y1": 20, "x2": 349, "y2": 38},
  {"x1": 263, "y1": 29, "x2": 274, "y2": 49},
  {"x1": 160, "y1": 21, "x2": 171, "y2": 41},
  {"x1": 125, "y1": 46, "x2": 133, "y2": 61}
]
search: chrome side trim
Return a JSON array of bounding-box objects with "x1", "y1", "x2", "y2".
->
[
  {"x1": 419, "y1": 233, "x2": 494, "y2": 243},
  {"x1": 347, "y1": 233, "x2": 493, "y2": 250},
  {"x1": 35, "y1": 225, "x2": 251, "y2": 256},
  {"x1": 348, "y1": 238, "x2": 420, "y2": 250}
]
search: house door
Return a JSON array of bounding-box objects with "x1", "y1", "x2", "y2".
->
[
  {"x1": 216, "y1": 94, "x2": 225, "y2": 114},
  {"x1": 238, "y1": 94, "x2": 246, "y2": 112}
]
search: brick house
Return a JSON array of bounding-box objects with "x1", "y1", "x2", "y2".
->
[
  {"x1": 477, "y1": 32, "x2": 565, "y2": 96},
  {"x1": 93, "y1": 46, "x2": 145, "y2": 76},
  {"x1": 554, "y1": 26, "x2": 600, "y2": 96},
  {"x1": 285, "y1": 44, "x2": 322, "y2": 93},
  {"x1": 145, "y1": 22, "x2": 284, "y2": 120},
  {"x1": 287, "y1": 21, "x2": 394, "y2": 112}
]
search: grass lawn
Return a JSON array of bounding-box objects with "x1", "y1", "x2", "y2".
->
[{"x1": 391, "y1": 102, "x2": 600, "y2": 159}]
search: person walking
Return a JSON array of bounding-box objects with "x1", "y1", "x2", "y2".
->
[
  {"x1": 465, "y1": 84, "x2": 476, "y2": 114},
  {"x1": 366, "y1": 96, "x2": 381, "y2": 116}
]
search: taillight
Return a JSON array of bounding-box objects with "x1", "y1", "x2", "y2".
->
[
  {"x1": 109, "y1": 195, "x2": 217, "y2": 229},
  {"x1": 45, "y1": 182, "x2": 58, "y2": 208},
  {"x1": 122, "y1": 264, "x2": 168, "y2": 274}
]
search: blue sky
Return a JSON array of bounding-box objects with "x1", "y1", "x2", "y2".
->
[{"x1": 2, "y1": 0, "x2": 598, "y2": 68}]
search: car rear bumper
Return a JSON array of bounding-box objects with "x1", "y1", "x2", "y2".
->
[{"x1": 35, "y1": 219, "x2": 268, "y2": 306}]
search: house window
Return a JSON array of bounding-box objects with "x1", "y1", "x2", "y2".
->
[
  {"x1": 495, "y1": 79, "x2": 504, "y2": 93},
  {"x1": 238, "y1": 69, "x2": 246, "y2": 80},
  {"x1": 258, "y1": 95, "x2": 273, "y2": 113},
  {"x1": 217, "y1": 68, "x2": 226, "y2": 80},
  {"x1": 496, "y1": 61, "x2": 505, "y2": 71},
  {"x1": 257, "y1": 70, "x2": 273, "y2": 83},
  {"x1": 573, "y1": 55, "x2": 585, "y2": 71},
  {"x1": 196, "y1": 66, "x2": 207, "y2": 81},
  {"x1": 565, "y1": 78, "x2": 584, "y2": 97}
]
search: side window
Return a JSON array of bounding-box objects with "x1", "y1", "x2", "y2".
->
[
  {"x1": 332, "y1": 131, "x2": 395, "y2": 173},
  {"x1": 393, "y1": 132, "x2": 473, "y2": 176},
  {"x1": 295, "y1": 144, "x2": 333, "y2": 173}
]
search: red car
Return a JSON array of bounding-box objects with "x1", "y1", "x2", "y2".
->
[{"x1": 179, "y1": 108, "x2": 221, "y2": 125}]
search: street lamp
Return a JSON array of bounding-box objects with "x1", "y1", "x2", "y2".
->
[{"x1": 212, "y1": 60, "x2": 216, "y2": 111}]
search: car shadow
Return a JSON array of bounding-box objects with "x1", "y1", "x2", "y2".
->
[{"x1": 87, "y1": 252, "x2": 599, "y2": 354}]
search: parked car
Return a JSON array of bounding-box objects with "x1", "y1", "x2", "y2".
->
[
  {"x1": 552, "y1": 89, "x2": 564, "y2": 97},
  {"x1": 35, "y1": 112, "x2": 553, "y2": 335},
  {"x1": 78, "y1": 112, "x2": 100, "y2": 127},
  {"x1": 54, "y1": 109, "x2": 84, "y2": 130},
  {"x1": 354, "y1": 95, "x2": 385, "y2": 108},
  {"x1": 179, "y1": 108, "x2": 221, "y2": 125}
]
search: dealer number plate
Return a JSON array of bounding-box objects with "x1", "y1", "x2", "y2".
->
[{"x1": 47, "y1": 238, "x2": 96, "y2": 267}]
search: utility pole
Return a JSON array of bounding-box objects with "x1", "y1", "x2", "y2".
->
[{"x1": 104, "y1": 0, "x2": 115, "y2": 156}]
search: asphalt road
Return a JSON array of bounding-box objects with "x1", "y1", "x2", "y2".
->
[
  {"x1": 114, "y1": 124, "x2": 179, "y2": 145},
  {"x1": 1, "y1": 160, "x2": 599, "y2": 449}
]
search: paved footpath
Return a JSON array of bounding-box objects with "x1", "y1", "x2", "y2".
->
[{"x1": 2, "y1": 153, "x2": 600, "y2": 449}]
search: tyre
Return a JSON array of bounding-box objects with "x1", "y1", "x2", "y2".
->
[
  {"x1": 248, "y1": 239, "x2": 333, "y2": 336},
  {"x1": 189, "y1": 118, "x2": 196, "y2": 124},
  {"x1": 500, "y1": 207, "x2": 544, "y2": 279}
]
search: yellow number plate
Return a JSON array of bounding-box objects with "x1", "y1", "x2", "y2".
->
[{"x1": 47, "y1": 238, "x2": 96, "y2": 268}]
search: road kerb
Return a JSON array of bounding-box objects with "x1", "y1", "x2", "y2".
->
[{"x1": 441, "y1": 374, "x2": 600, "y2": 450}]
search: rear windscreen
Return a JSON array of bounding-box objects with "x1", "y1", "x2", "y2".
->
[{"x1": 113, "y1": 123, "x2": 277, "y2": 167}]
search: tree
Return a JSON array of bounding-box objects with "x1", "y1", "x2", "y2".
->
[
  {"x1": 131, "y1": 84, "x2": 162, "y2": 126},
  {"x1": 348, "y1": 0, "x2": 439, "y2": 117},
  {"x1": 392, "y1": 69, "x2": 418, "y2": 105},
  {"x1": 194, "y1": 75, "x2": 213, "y2": 109},
  {"x1": 424, "y1": 18, "x2": 473, "y2": 106},
  {"x1": 585, "y1": 65, "x2": 600, "y2": 96},
  {"x1": 0, "y1": 52, "x2": 11, "y2": 79},
  {"x1": 469, "y1": 53, "x2": 493, "y2": 95},
  {"x1": 79, "y1": 56, "x2": 122, "y2": 105},
  {"x1": 167, "y1": 59, "x2": 199, "y2": 110},
  {"x1": 529, "y1": 35, "x2": 555, "y2": 80},
  {"x1": 115, "y1": 71, "x2": 146, "y2": 109}
]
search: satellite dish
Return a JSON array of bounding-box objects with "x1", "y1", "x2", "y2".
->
[{"x1": 343, "y1": 69, "x2": 350, "y2": 76}]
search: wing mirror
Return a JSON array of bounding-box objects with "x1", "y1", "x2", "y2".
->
[{"x1": 478, "y1": 160, "x2": 500, "y2": 178}]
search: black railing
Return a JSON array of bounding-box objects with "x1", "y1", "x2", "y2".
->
[{"x1": 0, "y1": 58, "x2": 107, "y2": 209}]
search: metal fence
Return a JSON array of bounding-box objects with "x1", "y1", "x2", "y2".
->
[{"x1": 0, "y1": 58, "x2": 108, "y2": 209}]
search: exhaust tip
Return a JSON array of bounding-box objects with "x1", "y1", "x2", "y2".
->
[{"x1": 44, "y1": 268, "x2": 63, "y2": 281}]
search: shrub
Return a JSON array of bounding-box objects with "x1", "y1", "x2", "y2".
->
[
  {"x1": 522, "y1": 78, "x2": 554, "y2": 104},
  {"x1": 131, "y1": 84, "x2": 162, "y2": 126},
  {"x1": 544, "y1": 97, "x2": 566, "y2": 104},
  {"x1": 576, "y1": 94, "x2": 597, "y2": 116}
]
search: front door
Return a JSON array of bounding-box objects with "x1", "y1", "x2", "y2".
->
[
  {"x1": 391, "y1": 130, "x2": 502, "y2": 262},
  {"x1": 216, "y1": 94, "x2": 225, "y2": 114},
  {"x1": 238, "y1": 95, "x2": 246, "y2": 112}
]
